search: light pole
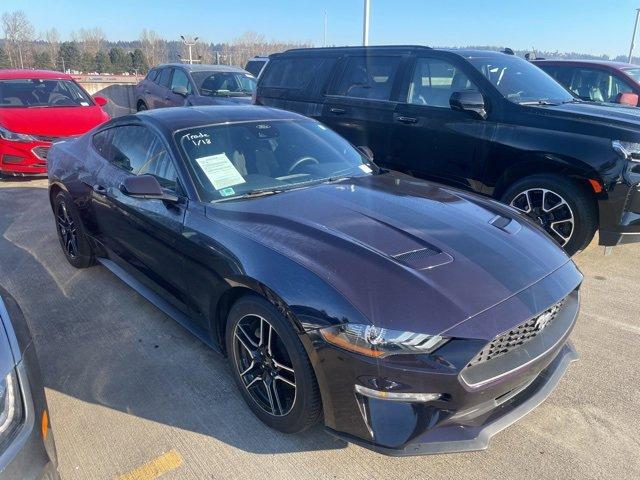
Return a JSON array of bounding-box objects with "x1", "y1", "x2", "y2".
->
[
  {"x1": 629, "y1": 8, "x2": 640, "y2": 63},
  {"x1": 180, "y1": 35, "x2": 199, "y2": 64},
  {"x1": 323, "y1": 10, "x2": 328, "y2": 47},
  {"x1": 363, "y1": 0, "x2": 370, "y2": 46}
]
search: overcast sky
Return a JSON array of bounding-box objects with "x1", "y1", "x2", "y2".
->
[{"x1": 1, "y1": 0, "x2": 638, "y2": 57}]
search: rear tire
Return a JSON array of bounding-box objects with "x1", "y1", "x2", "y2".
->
[
  {"x1": 501, "y1": 174, "x2": 597, "y2": 256},
  {"x1": 137, "y1": 101, "x2": 148, "y2": 112},
  {"x1": 225, "y1": 294, "x2": 322, "y2": 434},
  {"x1": 52, "y1": 191, "x2": 95, "y2": 268}
]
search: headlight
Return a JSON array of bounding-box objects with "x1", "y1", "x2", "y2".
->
[
  {"x1": 0, "y1": 370, "x2": 23, "y2": 448},
  {"x1": 612, "y1": 140, "x2": 640, "y2": 162},
  {"x1": 319, "y1": 324, "x2": 449, "y2": 358},
  {"x1": 0, "y1": 124, "x2": 36, "y2": 142}
]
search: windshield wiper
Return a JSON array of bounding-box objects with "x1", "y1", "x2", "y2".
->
[
  {"x1": 518, "y1": 100, "x2": 559, "y2": 106},
  {"x1": 213, "y1": 188, "x2": 285, "y2": 203}
]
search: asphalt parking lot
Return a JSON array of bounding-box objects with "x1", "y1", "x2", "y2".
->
[{"x1": 0, "y1": 177, "x2": 638, "y2": 480}]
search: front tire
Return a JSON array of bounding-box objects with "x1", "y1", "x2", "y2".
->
[
  {"x1": 225, "y1": 294, "x2": 322, "y2": 433},
  {"x1": 501, "y1": 174, "x2": 597, "y2": 255},
  {"x1": 53, "y1": 191, "x2": 95, "y2": 268}
]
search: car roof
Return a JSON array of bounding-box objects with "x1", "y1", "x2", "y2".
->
[
  {"x1": 153, "y1": 63, "x2": 249, "y2": 74},
  {"x1": 0, "y1": 69, "x2": 73, "y2": 80},
  {"x1": 533, "y1": 59, "x2": 640, "y2": 70},
  {"x1": 275, "y1": 45, "x2": 516, "y2": 60},
  {"x1": 123, "y1": 106, "x2": 310, "y2": 133}
]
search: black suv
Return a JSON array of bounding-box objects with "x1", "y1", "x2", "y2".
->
[{"x1": 254, "y1": 46, "x2": 640, "y2": 255}]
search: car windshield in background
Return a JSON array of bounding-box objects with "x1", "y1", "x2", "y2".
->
[
  {"x1": 191, "y1": 71, "x2": 256, "y2": 97},
  {"x1": 176, "y1": 119, "x2": 372, "y2": 202},
  {"x1": 467, "y1": 55, "x2": 575, "y2": 105},
  {"x1": 623, "y1": 67, "x2": 640, "y2": 83},
  {"x1": 0, "y1": 78, "x2": 93, "y2": 108}
]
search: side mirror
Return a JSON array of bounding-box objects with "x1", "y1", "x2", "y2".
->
[
  {"x1": 93, "y1": 96, "x2": 108, "y2": 107},
  {"x1": 615, "y1": 92, "x2": 639, "y2": 107},
  {"x1": 120, "y1": 175, "x2": 178, "y2": 202},
  {"x1": 357, "y1": 145, "x2": 374, "y2": 161},
  {"x1": 450, "y1": 91, "x2": 487, "y2": 120},
  {"x1": 172, "y1": 86, "x2": 189, "y2": 97}
]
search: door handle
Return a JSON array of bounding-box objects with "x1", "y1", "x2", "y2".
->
[
  {"x1": 144, "y1": 89, "x2": 151, "y2": 94},
  {"x1": 396, "y1": 116, "x2": 418, "y2": 124},
  {"x1": 330, "y1": 107, "x2": 346, "y2": 114},
  {"x1": 92, "y1": 184, "x2": 107, "y2": 195}
]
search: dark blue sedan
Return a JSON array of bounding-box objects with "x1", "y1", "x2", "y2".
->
[{"x1": 46, "y1": 105, "x2": 581, "y2": 455}]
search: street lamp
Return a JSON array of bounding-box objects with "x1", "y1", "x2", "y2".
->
[
  {"x1": 629, "y1": 8, "x2": 640, "y2": 63},
  {"x1": 363, "y1": 0, "x2": 370, "y2": 46},
  {"x1": 180, "y1": 35, "x2": 200, "y2": 65}
]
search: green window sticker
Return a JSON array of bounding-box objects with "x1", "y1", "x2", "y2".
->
[{"x1": 219, "y1": 187, "x2": 236, "y2": 197}]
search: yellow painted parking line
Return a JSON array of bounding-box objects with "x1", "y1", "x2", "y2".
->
[{"x1": 116, "y1": 449, "x2": 183, "y2": 480}]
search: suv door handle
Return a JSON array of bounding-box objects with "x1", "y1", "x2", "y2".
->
[
  {"x1": 330, "y1": 107, "x2": 346, "y2": 114},
  {"x1": 396, "y1": 116, "x2": 418, "y2": 124},
  {"x1": 92, "y1": 184, "x2": 107, "y2": 195},
  {"x1": 144, "y1": 89, "x2": 151, "y2": 94}
]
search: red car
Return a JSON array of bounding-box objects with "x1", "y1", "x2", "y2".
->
[{"x1": 0, "y1": 69, "x2": 109, "y2": 177}]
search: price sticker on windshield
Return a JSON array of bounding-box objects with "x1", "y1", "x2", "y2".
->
[{"x1": 195, "y1": 153, "x2": 246, "y2": 190}]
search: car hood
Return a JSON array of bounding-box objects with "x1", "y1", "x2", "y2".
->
[
  {"x1": 531, "y1": 101, "x2": 640, "y2": 130},
  {"x1": 0, "y1": 105, "x2": 108, "y2": 137},
  {"x1": 207, "y1": 173, "x2": 572, "y2": 336},
  {"x1": 192, "y1": 95, "x2": 253, "y2": 106}
]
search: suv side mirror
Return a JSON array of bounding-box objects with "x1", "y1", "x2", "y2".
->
[
  {"x1": 616, "y1": 92, "x2": 640, "y2": 107},
  {"x1": 450, "y1": 91, "x2": 487, "y2": 120},
  {"x1": 172, "y1": 86, "x2": 189, "y2": 97},
  {"x1": 357, "y1": 145, "x2": 374, "y2": 161},
  {"x1": 120, "y1": 175, "x2": 178, "y2": 202}
]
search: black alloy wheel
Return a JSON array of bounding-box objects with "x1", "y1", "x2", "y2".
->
[
  {"x1": 225, "y1": 295, "x2": 322, "y2": 433},
  {"x1": 232, "y1": 314, "x2": 297, "y2": 417},
  {"x1": 501, "y1": 174, "x2": 598, "y2": 256},
  {"x1": 53, "y1": 191, "x2": 94, "y2": 268}
]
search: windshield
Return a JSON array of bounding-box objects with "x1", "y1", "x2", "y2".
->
[
  {"x1": 467, "y1": 54, "x2": 574, "y2": 105},
  {"x1": 176, "y1": 119, "x2": 373, "y2": 202},
  {"x1": 623, "y1": 67, "x2": 640, "y2": 84},
  {"x1": 191, "y1": 71, "x2": 256, "y2": 97},
  {"x1": 0, "y1": 78, "x2": 94, "y2": 108}
]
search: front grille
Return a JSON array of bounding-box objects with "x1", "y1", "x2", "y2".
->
[
  {"x1": 32, "y1": 146, "x2": 50, "y2": 160},
  {"x1": 467, "y1": 300, "x2": 565, "y2": 368}
]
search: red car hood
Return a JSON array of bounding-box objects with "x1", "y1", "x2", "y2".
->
[{"x1": 0, "y1": 106, "x2": 108, "y2": 137}]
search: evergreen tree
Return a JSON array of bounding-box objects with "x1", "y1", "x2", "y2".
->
[
  {"x1": 32, "y1": 51, "x2": 52, "y2": 69},
  {"x1": 57, "y1": 41, "x2": 81, "y2": 72},
  {"x1": 80, "y1": 51, "x2": 95, "y2": 73},
  {"x1": 130, "y1": 48, "x2": 149, "y2": 73},
  {"x1": 94, "y1": 51, "x2": 111, "y2": 74},
  {"x1": 0, "y1": 48, "x2": 11, "y2": 68},
  {"x1": 108, "y1": 47, "x2": 131, "y2": 73}
]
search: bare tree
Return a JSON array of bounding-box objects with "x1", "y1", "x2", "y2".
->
[
  {"x1": 1, "y1": 10, "x2": 34, "y2": 68},
  {"x1": 78, "y1": 27, "x2": 105, "y2": 56},
  {"x1": 140, "y1": 29, "x2": 167, "y2": 66},
  {"x1": 43, "y1": 28, "x2": 60, "y2": 68}
]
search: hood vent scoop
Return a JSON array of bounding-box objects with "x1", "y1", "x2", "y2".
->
[{"x1": 393, "y1": 247, "x2": 453, "y2": 271}]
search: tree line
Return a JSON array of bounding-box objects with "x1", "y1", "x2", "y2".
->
[{"x1": 0, "y1": 10, "x2": 310, "y2": 74}]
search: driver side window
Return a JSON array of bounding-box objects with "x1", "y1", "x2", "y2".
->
[
  {"x1": 108, "y1": 125, "x2": 178, "y2": 190},
  {"x1": 408, "y1": 58, "x2": 479, "y2": 108},
  {"x1": 170, "y1": 69, "x2": 192, "y2": 93}
]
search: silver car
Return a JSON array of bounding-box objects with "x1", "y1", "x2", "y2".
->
[{"x1": 0, "y1": 287, "x2": 59, "y2": 479}]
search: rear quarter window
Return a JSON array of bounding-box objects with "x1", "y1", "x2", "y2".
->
[{"x1": 260, "y1": 57, "x2": 336, "y2": 97}]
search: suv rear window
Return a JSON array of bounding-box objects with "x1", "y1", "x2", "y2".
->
[
  {"x1": 332, "y1": 56, "x2": 401, "y2": 100},
  {"x1": 261, "y1": 57, "x2": 334, "y2": 90}
]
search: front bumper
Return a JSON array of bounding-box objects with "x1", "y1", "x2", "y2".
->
[
  {"x1": 0, "y1": 139, "x2": 50, "y2": 175},
  {"x1": 598, "y1": 163, "x2": 640, "y2": 246},
  {"x1": 327, "y1": 342, "x2": 578, "y2": 456},
  {"x1": 307, "y1": 267, "x2": 581, "y2": 456}
]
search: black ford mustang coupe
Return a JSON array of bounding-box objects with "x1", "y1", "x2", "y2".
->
[{"x1": 47, "y1": 106, "x2": 582, "y2": 455}]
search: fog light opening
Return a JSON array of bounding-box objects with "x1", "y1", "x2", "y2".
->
[{"x1": 355, "y1": 384, "x2": 441, "y2": 403}]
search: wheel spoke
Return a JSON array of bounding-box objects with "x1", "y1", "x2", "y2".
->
[
  {"x1": 236, "y1": 324, "x2": 258, "y2": 348},
  {"x1": 271, "y1": 380, "x2": 284, "y2": 415},
  {"x1": 267, "y1": 323, "x2": 273, "y2": 355},
  {"x1": 274, "y1": 374, "x2": 296, "y2": 389},
  {"x1": 245, "y1": 376, "x2": 261, "y2": 389},
  {"x1": 239, "y1": 361, "x2": 256, "y2": 377},
  {"x1": 273, "y1": 359, "x2": 294, "y2": 374},
  {"x1": 263, "y1": 380, "x2": 276, "y2": 414},
  {"x1": 235, "y1": 330, "x2": 256, "y2": 356}
]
